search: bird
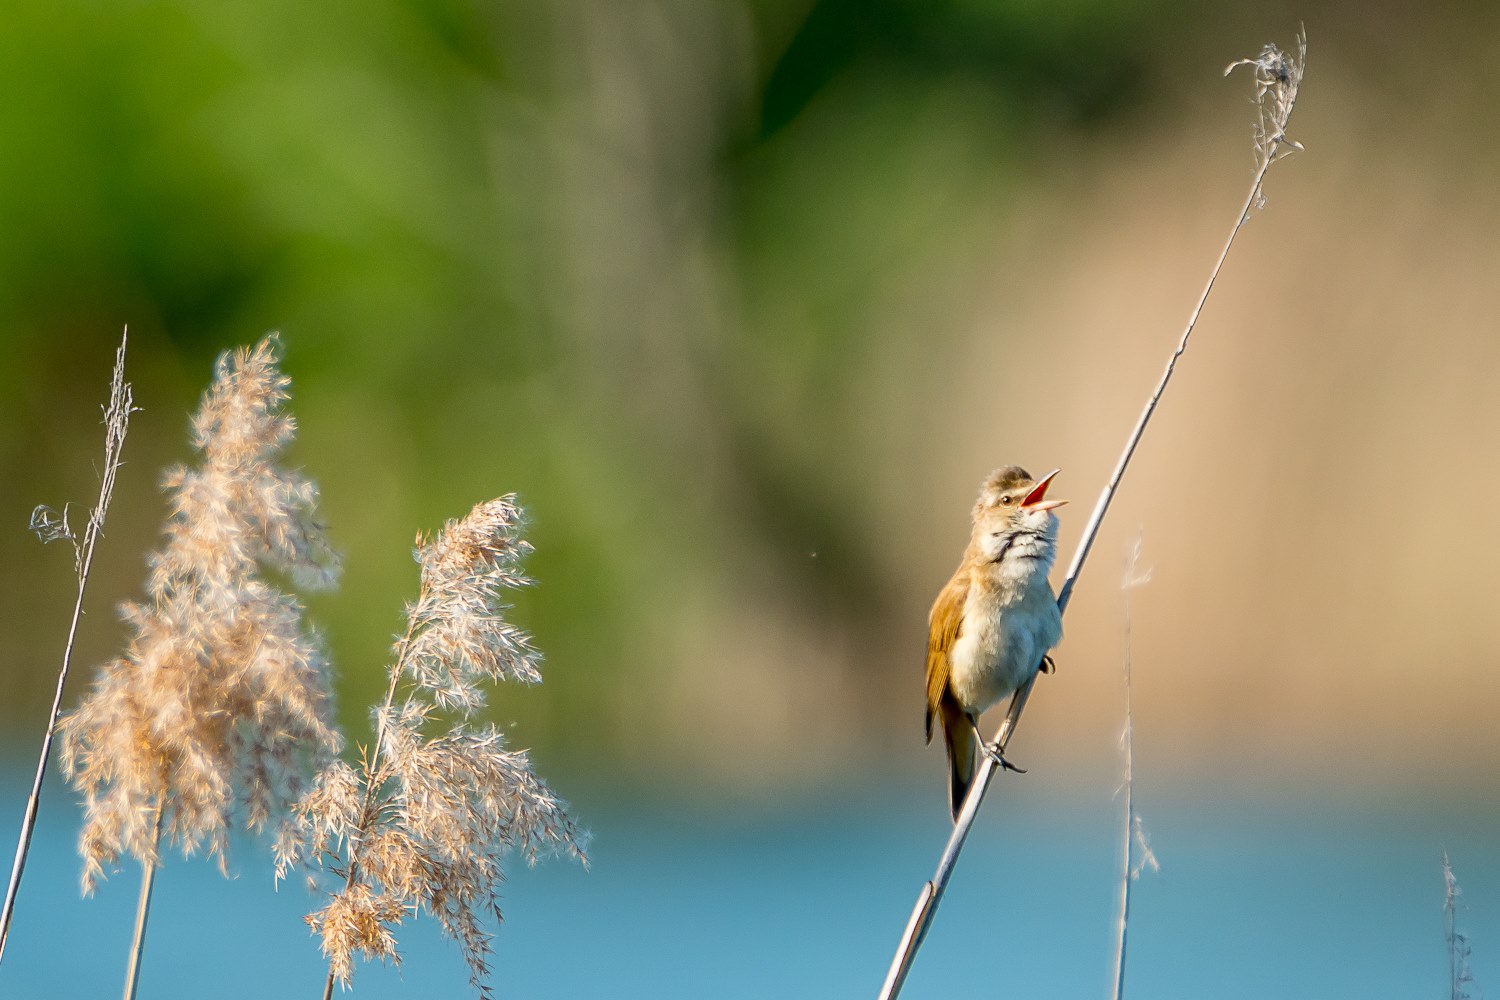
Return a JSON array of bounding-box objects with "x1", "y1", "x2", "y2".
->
[{"x1": 924, "y1": 466, "x2": 1067, "y2": 821}]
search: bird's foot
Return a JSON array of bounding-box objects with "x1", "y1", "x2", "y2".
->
[
  {"x1": 1040, "y1": 655, "x2": 1056, "y2": 675},
  {"x1": 981, "y1": 742, "x2": 1027, "y2": 774}
]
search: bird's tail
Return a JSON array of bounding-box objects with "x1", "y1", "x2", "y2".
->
[{"x1": 941, "y1": 700, "x2": 977, "y2": 822}]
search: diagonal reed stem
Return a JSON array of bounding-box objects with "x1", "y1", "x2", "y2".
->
[
  {"x1": 876, "y1": 33, "x2": 1304, "y2": 999},
  {"x1": 0, "y1": 329, "x2": 132, "y2": 966}
]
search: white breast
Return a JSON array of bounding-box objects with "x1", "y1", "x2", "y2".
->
[{"x1": 947, "y1": 579, "x2": 1061, "y2": 717}]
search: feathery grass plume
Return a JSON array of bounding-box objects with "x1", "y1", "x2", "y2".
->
[
  {"x1": 278, "y1": 496, "x2": 586, "y2": 1000},
  {"x1": 1443, "y1": 851, "x2": 1476, "y2": 1000},
  {"x1": 56, "y1": 335, "x2": 340, "y2": 995},
  {"x1": 1226, "y1": 27, "x2": 1306, "y2": 179},
  {"x1": 877, "y1": 31, "x2": 1308, "y2": 999},
  {"x1": 0, "y1": 330, "x2": 135, "y2": 966}
]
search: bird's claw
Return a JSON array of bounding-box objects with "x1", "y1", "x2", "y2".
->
[{"x1": 981, "y1": 742, "x2": 1027, "y2": 774}]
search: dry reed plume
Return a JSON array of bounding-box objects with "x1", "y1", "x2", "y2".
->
[
  {"x1": 57, "y1": 335, "x2": 341, "y2": 994},
  {"x1": 276, "y1": 496, "x2": 586, "y2": 999}
]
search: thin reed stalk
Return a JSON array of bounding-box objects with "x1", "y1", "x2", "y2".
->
[
  {"x1": 876, "y1": 31, "x2": 1305, "y2": 999},
  {"x1": 0, "y1": 329, "x2": 133, "y2": 965},
  {"x1": 1110, "y1": 534, "x2": 1157, "y2": 1000},
  {"x1": 319, "y1": 622, "x2": 414, "y2": 1000},
  {"x1": 1443, "y1": 851, "x2": 1475, "y2": 1000},
  {"x1": 122, "y1": 802, "x2": 164, "y2": 1000}
]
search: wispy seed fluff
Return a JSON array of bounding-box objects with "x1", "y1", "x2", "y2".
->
[
  {"x1": 59, "y1": 335, "x2": 341, "y2": 892},
  {"x1": 278, "y1": 497, "x2": 586, "y2": 999}
]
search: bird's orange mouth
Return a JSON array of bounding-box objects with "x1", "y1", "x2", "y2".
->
[{"x1": 1020, "y1": 469, "x2": 1067, "y2": 512}]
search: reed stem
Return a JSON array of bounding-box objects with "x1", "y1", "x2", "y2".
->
[
  {"x1": 123, "y1": 801, "x2": 164, "y2": 1000},
  {"x1": 1110, "y1": 535, "x2": 1152, "y2": 1000},
  {"x1": 321, "y1": 623, "x2": 415, "y2": 1000},
  {"x1": 0, "y1": 330, "x2": 132, "y2": 966}
]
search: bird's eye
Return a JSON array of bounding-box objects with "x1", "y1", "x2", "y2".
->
[{"x1": 999, "y1": 495, "x2": 1013, "y2": 506}]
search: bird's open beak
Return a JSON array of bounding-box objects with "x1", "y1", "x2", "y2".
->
[{"x1": 1020, "y1": 469, "x2": 1067, "y2": 511}]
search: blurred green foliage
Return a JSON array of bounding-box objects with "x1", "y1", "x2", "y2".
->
[{"x1": 0, "y1": 0, "x2": 1322, "y2": 788}]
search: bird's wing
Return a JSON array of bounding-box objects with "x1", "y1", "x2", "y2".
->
[{"x1": 924, "y1": 567, "x2": 969, "y2": 743}]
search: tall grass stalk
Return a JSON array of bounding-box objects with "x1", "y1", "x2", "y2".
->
[
  {"x1": 121, "y1": 804, "x2": 163, "y2": 1000},
  {"x1": 0, "y1": 329, "x2": 134, "y2": 965},
  {"x1": 1443, "y1": 851, "x2": 1475, "y2": 1000},
  {"x1": 876, "y1": 30, "x2": 1306, "y2": 999},
  {"x1": 1110, "y1": 533, "x2": 1157, "y2": 1000}
]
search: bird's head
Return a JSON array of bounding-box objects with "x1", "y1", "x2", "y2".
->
[{"x1": 971, "y1": 466, "x2": 1067, "y2": 566}]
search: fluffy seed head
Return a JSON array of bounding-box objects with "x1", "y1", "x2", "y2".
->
[
  {"x1": 59, "y1": 335, "x2": 341, "y2": 891},
  {"x1": 282, "y1": 496, "x2": 586, "y2": 999}
]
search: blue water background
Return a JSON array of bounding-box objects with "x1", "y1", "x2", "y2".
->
[{"x1": 0, "y1": 767, "x2": 1493, "y2": 999}]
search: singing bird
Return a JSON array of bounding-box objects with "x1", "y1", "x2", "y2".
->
[{"x1": 925, "y1": 466, "x2": 1067, "y2": 820}]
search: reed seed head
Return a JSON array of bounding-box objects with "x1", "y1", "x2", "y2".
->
[
  {"x1": 283, "y1": 496, "x2": 585, "y2": 999},
  {"x1": 59, "y1": 335, "x2": 341, "y2": 892}
]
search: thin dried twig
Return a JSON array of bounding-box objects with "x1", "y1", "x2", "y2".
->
[
  {"x1": 1110, "y1": 533, "x2": 1158, "y2": 1000},
  {"x1": 1444, "y1": 851, "x2": 1476, "y2": 1000},
  {"x1": 877, "y1": 30, "x2": 1306, "y2": 999},
  {"x1": 0, "y1": 329, "x2": 135, "y2": 965}
]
